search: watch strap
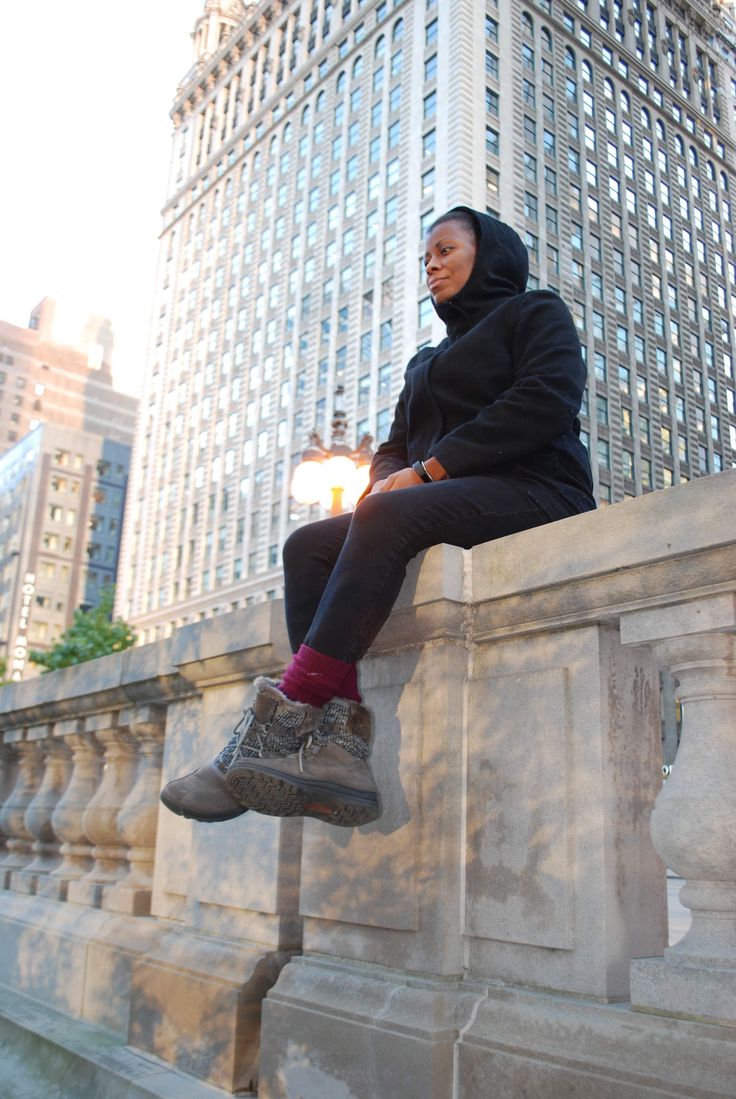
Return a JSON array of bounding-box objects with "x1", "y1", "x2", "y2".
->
[
  {"x1": 412, "y1": 460, "x2": 432, "y2": 483},
  {"x1": 423, "y1": 456, "x2": 449, "y2": 481}
]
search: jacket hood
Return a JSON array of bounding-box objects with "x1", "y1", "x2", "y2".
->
[{"x1": 431, "y1": 206, "x2": 529, "y2": 339}]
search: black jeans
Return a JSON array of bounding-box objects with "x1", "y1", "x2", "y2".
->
[{"x1": 283, "y1": 475, "x2": 572, "y2": 664}]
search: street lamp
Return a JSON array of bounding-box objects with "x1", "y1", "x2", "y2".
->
[{"x1": 291, "y1": 385, "x2": 374, "y2": 516}]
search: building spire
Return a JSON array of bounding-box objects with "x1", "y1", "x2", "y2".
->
[{"x1": 192, "y1": 0, "x2": 248, "y2": 64}]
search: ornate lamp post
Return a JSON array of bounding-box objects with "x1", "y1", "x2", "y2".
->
[{"x1": 291, "y1": 385, "x2": 374, "y2": 516}]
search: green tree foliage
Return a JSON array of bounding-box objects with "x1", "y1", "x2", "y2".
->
[{"x1": 29, "y1": 587, "x2": 136, "y2": 672}]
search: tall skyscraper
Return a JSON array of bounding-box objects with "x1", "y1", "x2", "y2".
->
[
  {"x1": 118, "y1": 0, "x2": 736, "y2": 643},
  {"x1": 0, "y1": 298, "x2": 138, "y2": 454}
]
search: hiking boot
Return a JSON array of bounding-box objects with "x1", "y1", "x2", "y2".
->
[
  {"x1": 225, "y1": 697, "x2": 381, "y2": 827},
  {"x1": 159, "y1": 677, "x2": 323, "y2": 823}
]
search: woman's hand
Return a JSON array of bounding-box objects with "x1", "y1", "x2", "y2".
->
[{"x1": 370, "y1": 467, "x2": 423, "y2": 494}]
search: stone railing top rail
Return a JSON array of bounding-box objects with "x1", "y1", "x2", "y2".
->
[
  {"x1": 468, "y1": 469, "x2": 735, "y2": 638},
  {"x1": 473, "y1": 469, "x2": 735, "y2": 598},
  {"x1": 0, "y1": 598, "x2": 290, "y2": 732}
]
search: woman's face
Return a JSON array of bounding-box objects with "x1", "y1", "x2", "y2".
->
[{"x1": 423, "y1": 220, "x2": 477, "y2": 304}]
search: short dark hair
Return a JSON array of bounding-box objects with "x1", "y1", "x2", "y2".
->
[{"x1": 426, "y1": 208, "x2": 479, "y2": 246}]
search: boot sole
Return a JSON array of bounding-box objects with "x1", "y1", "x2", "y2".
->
[
  {"x1": 226, "y1": 765, "x2": 380, "y2": 827},
  {"x1": 159, "y1": 789, "x2": 247, "y2": 823}
]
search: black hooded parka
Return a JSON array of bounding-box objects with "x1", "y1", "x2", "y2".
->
[{"x1": 369, "y1": 207, "x2": 596, "y2": 519}]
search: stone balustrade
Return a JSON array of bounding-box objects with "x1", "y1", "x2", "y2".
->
[
  {"x1": 0, "y1": 469, "x2": 734, "y2": 1099},
  {"x1": 0, "y1": 736, "x2": 43, "y2": 885}
]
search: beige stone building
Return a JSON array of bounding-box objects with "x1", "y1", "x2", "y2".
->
[
  {"x1": 0, "y1": 298, "x2": 137, "y2": 455},
  {"x1": 118, "y1": 0, "x2": 736, "y2": 643},
  {"x1": 0, "y1": 424, "x2": 132, "y2": 681}
]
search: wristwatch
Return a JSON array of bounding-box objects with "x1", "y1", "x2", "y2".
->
[
  {"x1": 412, "y1": 460, "x2": 432, "y2": 483},
  {"x1": 412, "y1": 457, "x2": 448, "y2": 482}
]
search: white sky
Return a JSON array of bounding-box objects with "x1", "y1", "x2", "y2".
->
[{"x1": 0, "y1": 1, "x2": 206, "y2": 397}]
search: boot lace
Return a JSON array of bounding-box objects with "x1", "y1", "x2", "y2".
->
[
  {"x1": 216, "y1": 707, "x2": 301, "y2": 772},
  {"x1": 296, "y1": 726, "x2": 330, "y2": 773}
]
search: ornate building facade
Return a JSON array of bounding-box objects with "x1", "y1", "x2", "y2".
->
[{"x1": 118, "y1": 0, "x2": 736, "y2": 641}]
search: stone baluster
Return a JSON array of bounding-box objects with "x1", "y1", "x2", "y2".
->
[
  {"x1": 37, "y1": 720, "x2": 103, "y2": 902},
  {"x1": 0, "y1": 741, "x2": 19, "y2": 860},
  {"x1": 0, "y1": 734, "x2": 43, "y2": 887},
  {"x1": 103, "y1": 705, "x2": 166, "y2": 917},
  {"x1": 67, "y1": 715, "x2": 137, "y2": 908},
  {"x1": 13, "y1": 729, "x2": 72, "y2": 893},
  {"x1": 621, "y1": 594, "x2": 736, "y2": 1027}
]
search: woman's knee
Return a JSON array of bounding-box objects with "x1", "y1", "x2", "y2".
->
[
  {"x1": 349, "y1": 492, "x2": 382, "y2": 535},
  {"x1": 348, "y1": 491, "x2": 413, "y2": 550},
  {"x1": 282, "y1": 524, "x2": 317, "y2": 571},
  {"x1": 354, "y1": 488, "x2": 417, "y2": 522},
  {"x1": 283, "y1": 514, "x2": 349, "y2": 572}
]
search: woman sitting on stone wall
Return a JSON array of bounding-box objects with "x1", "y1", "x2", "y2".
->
[{"x1": 160, "y1": 205, "x2": 596, "y2": 827}]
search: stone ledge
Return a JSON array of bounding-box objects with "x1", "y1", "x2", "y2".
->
[
  {"x1": 259, "y1": 956, "x2": 736, "y2": 1099},
  {"x1": 471, "y1": 469, "x2": 736, "y2": 607},
  {"x1": 0, "y1": 983, "x2": 245, "y2": 1099},
  {"x1": 0, "y1": 601, "x2": 292, "y2": 729},
  {"x1": 631, "y1": 955, "x2": 736, "y2": 1028},
  {"x1": 457, "y1": 984, "x2": 736, "y2": 1099},
  {"x1": 0, "y1": 892, "x2": 167, "y2": 1037},
  {"x1": 258, "y1": 954, "x2": 483, "y2": 1099}
]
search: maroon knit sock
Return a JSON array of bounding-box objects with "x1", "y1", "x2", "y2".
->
[
  {"x1": 279, "y1": 645, "x2": 355, "y2": 708},
  {"x1": 340, "y1": 663, "x2": 362, "y2": 704}
]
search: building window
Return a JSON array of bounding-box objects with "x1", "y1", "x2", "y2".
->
[{"x1": 476, "y1": 113, "x2": 497, "y2": 156}]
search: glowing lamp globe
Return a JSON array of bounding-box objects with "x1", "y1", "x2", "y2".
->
[
  {"x1": 318, "y1": 455, "x2": 359, "y2": 511},
  {"x1": 343, "y1": 461, "x2": 371, "y2": 507},
  {"x1": 291, "y1": 459, "x2": 325, "y2": 505}
]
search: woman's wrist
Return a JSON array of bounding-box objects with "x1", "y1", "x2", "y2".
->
[
  {"x1": 424, "y1": 456, "x2": 449, "y2": 481},
  {"x1": 412, "y1": 457, "x2": 449, "y2": 482},
  {"x1": 412, "y1": 460, "x2": 432, "y2": 483}
]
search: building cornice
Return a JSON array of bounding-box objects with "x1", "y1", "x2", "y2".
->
[
  {"x1": 171, "y1": 0, "x2": 293, "y2": 124},
  {"x1": 162, "y1": 0, "x2": 409, "y2": 223},
  {"x1": 657, "y1": 0, "x2": 736, "y2": 56}
]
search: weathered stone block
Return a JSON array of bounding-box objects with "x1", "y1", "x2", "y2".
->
[
  {"x1": 464, "y1": 623, "x2": 666, "y2": 999},
  {"x1": 456, "y1": 984, "x2": 736, "y2": 1099},
  {"x1": 631, "y1": 955, "x2": 736, "y2": 1029},
  {"x1": 82, "y1": 914, "x2": 166, "y2": 1036},
  {"x1": 129, "y1": 931, "x2": 289, "y2": 1094},
  {"x1": 0, "y1": 983, "x2": 242, "y2": 1099},
  {"x1": 620, "y1": 593, "x2": 736, "y2": 645},
  {"x1": 258, "y1": 956, "x2": 479, "y2": 1099},
  {"x1": 300, "y1": 639, "x2": 469, "y2": 976},
  {"x1": 152, "y1": 684, "x2": 302, "y2": 948},
  {"x1": 465, "y1": 663, "x2": 574, "y2": 951},
  {"x1": 0, "y1": 892, "x2": 106, "y2": 1017},
  {"x1": 471, "y1": 470, "x2": 736, "y2": 606},
  {"x1": 67, "y1": 878, "x2": 104, "y2": 908},
  {"x1": 9, "y1": 868, "x2": 39, "y2": 894}
]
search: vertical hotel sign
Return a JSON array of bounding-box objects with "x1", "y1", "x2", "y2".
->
[{"x1": 10, "y1": 572, "x2": 36, "y2": 681}]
